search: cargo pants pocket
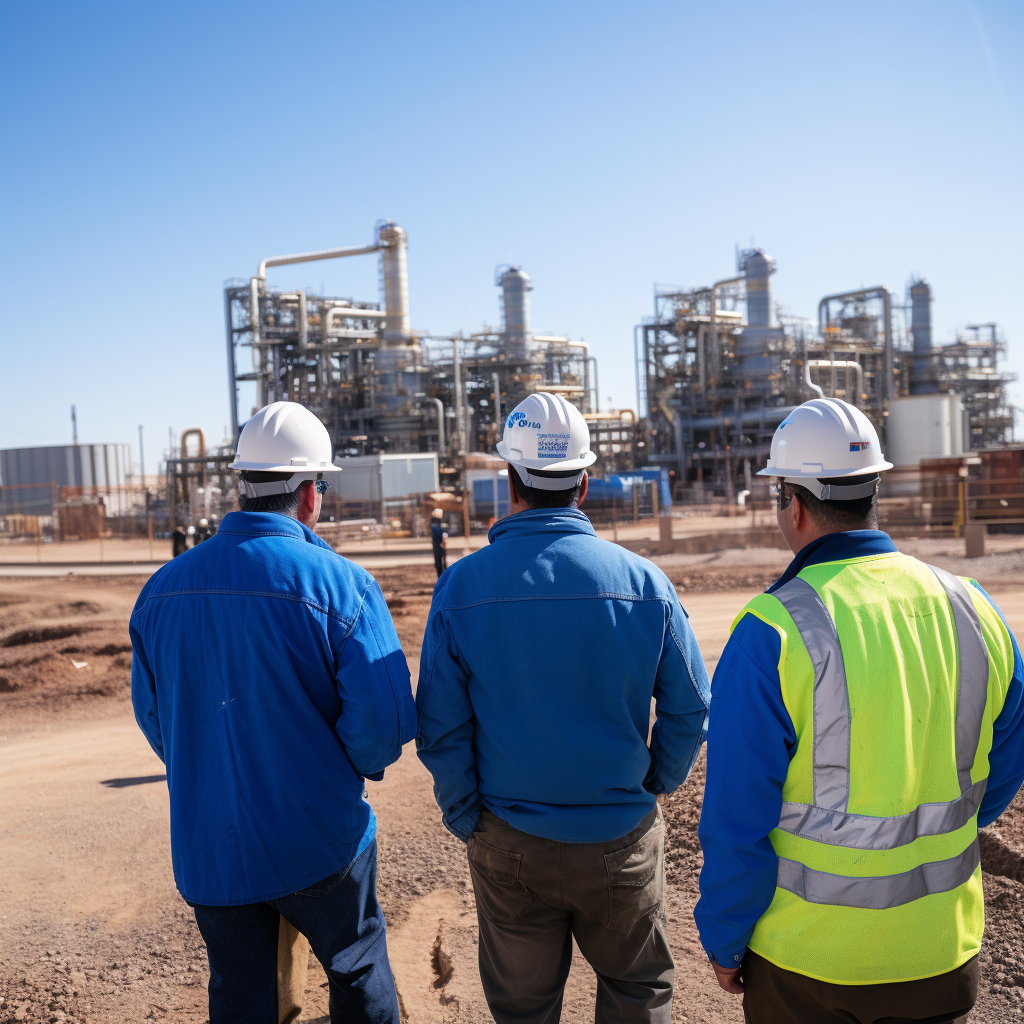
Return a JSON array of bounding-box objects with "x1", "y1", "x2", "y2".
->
[
  {"x1": 467, "y1": 835, "x2": 537, "y2": 924},
  {"x1": 604, "y1": 816, "x2": 665, "y2": 933}
]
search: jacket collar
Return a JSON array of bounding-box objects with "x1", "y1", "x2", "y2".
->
[
  {"x1": 216, "y1": 510, "x2": 334, "y2": 551},
  {"x1": 487, "y1": 507, "x2": 596, "y2": 545},
  {"x1": 767, "y1": 530, "x2": 897, "y2": 594}
]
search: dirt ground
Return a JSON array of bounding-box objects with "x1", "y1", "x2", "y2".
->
[{"x1": 2, "y1": 551, "x2": 1024, "y2": 1023}]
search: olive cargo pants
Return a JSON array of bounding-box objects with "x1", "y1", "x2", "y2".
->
[{"x1": 467, "y1": 806, "x2": 673, "y2": 1024}]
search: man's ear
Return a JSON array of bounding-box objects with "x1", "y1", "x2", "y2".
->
[
  {"x1": 576, "y1": 473, "x2": 588, "y2": 507},
  {"x1": 507, "y1": 468, "x2": 519, "y2": 503},
  {"x1": 297, "y1": 480, "x2": 316, "y2": 516}
]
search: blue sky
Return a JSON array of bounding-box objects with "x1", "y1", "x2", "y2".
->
[{"x1": 1, "y1": 0, "x2": 1021, "y2": 467}]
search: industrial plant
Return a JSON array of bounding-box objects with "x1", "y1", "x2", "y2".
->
[
  {"x1": 636, "y1": 249, "x2": 1015, "y2": 501},
  {"x1": 1, "y1": 220, "x2": 1018, "y2": 545}
]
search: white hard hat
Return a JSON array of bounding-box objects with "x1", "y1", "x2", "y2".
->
[
  {"x1": 431, "y1": 508, "x2": 444, "y2": 519},
  {"x1": 230, "y1": 401, "x2": 341, "y2": 498},
  {"x1": 758, "y1": 398, "x2": 892, "y2": 500},
  {"x1": 199, "y1": 518, "x2": 208, "y2": 526},
  {"x1": 496, "y1": 392, "x2": 596, "y2": 491}
]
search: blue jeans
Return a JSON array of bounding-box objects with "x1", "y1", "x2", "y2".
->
[{"x1": 189, "y1": 840, "x2": 399, "y2": 1024}]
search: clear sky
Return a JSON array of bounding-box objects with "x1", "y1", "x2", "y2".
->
[{"x1": 2, "y1": 0, "x2": 1021, "y2": 468}]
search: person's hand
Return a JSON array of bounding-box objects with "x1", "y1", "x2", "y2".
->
[{"x1": 711, "y1": 960, "x2": 743, "y2": 994}]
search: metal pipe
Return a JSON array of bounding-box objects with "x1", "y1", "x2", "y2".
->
[
  {"x1": 324, "y1": 306, "x2": 388, "y2": 335},
  {"x1": 589, "y1": 356, "x2": 599, "y2": 413},
  {"x1": 817, "y1": 287, "x2": 892, "y2": 401},
  {"x1": 430, "y1": 397, "x2": 445, "y2": 454},
  {"x1": 687, "y1": 406, "x2": 795, "y2": 430},
  {"x1": 492, "y1": 372, "x2": 501, "y2": 426},
  {"x1": 258, "y1": 243, "x2": 382, "y2": 280},
  {"x1": 225, "y1": 288, "x2": 239, "y2": 438},
  {"x1": 453, "y1": 339, "x2": 466, "y2": 455},
  {"x1": 804, "y1": 359, "x2": 864, "y2": 402}
]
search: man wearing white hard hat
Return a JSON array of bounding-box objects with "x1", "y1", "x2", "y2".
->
[
  {"x1": 695, "y1": 398, "x2": 1024, "y2": 1023},
  {"x1": 416, "y1": 392, "x2": 711, "y2": 1023},
  {"x1": 131, "y1": 402, "x2": 416, "y2": 1024}
]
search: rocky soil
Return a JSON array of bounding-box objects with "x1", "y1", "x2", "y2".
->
[{"x1": 1, "y1": 560, "x2": 1023, "y2": 1023}]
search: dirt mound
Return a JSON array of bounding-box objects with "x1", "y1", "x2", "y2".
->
[
  {"x1": 0, "y1": 587, "x2": 132, "y2": 713},
  {"x1": 2, "y1": 623, "x2": 101, "y2": 648}
]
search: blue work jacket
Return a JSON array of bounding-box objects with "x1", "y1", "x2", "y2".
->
[
  {"x1": 130, "y1": 511, "x2": 416, "y2": 906},
  {"x1": 415, "y1": 507, "x2": 710, "y2": 844},
  {"x1": 694, "y1": 530, "x2": 1024, "y2": 969}
]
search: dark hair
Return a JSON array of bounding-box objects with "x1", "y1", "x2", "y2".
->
[
  {"x1": 238, "y1": 471, "x2": 301, "y2": 516},
  {"x1": 510, "y1": 466, "x2": 584, "y2": 510},
  {"x1": 784, "y1": 474, "x2": 878, "y2": 532}
]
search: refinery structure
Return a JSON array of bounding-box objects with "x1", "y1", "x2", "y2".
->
[
  {"x1": 636, "y1": 250, "x2": 1014, "y2": 498},
  {"x1": 1, "y1": 218, "x2": 1018, "y2": 540},
  {"x1": 223, "y1": 221, "x2": 594, "y2": 466}
]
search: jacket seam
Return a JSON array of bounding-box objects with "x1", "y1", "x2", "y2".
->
[
  {"x1": 138, "y1": 588, "x2": 356, "y2": 627},
  {"x1": 438, "y1": 593, "x2": 673, "y2": 613}
]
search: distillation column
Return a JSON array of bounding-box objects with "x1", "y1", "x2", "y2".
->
[
  {"x1": 909, "y1": 279, "x2": 937, "y2": 394},
  {"x1": 498, "y1": 265, "x2": 533, "y2": 361}
]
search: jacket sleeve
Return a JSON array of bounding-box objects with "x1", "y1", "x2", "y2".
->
[
  {"x1": 694, "y1": 612, "x2": 796, "y2": 968},
  {"x1": 643, "y1": 594, "x2": 711, "y2": 795},
  {"x1": 129, "y1": 603, "x2": 164, "y2": 763},
  {"x1": 970, "y1": 582, "x2": 1024, "y2": 826},
  {"x1": 331, "y1": 579, "x2": 416, "y2": 778},
  {"x1": 415, "y1": 598, "x2": 480, "y2": 842}
]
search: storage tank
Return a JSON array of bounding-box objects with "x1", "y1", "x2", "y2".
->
[
  {"x1": 909, "y1": 278, "x2": 936, "y2": 394},
  {"x1": 0, "y1": 443, "x2": 132, "y2": 515},
  {"x1": 497, "y1": 265, "x2": 533, "y2": 361},
  {"x1": 378, "y1": 221, "x2": 410, "y2": 343},
  {"x1": 887, "y1": 393, "x2": 964, "y2": 467}
]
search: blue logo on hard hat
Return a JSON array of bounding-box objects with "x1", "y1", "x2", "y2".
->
[
  {"x1": 850, "y1": 441, "x2": 871, "y2": 452},
  {"x1": 508, "y1": 411, "x2": 541, "y2": 430}
]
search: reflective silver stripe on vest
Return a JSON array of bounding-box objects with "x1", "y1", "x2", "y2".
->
[
  {"x1": 928, "y1": 565, "x2": 990, "y2": 795},
  {"x1": 775, "y1": 564, "x2": 989, "y2": 852},
  {"x1": 773, "y1": 578, "x2": 850, "y2": 812},
  {"x1": 776, "y1": 838, "x2": 980, "y2": 910},
  {"x1": 778, "y1": 778, "x2": 987, "y2": 850}
]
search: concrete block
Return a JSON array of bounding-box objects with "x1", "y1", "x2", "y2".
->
[
  {"x1": 964, "y1": 524, "x2": 986, "y2": 559},
  {"x1": 657, "y1": 514, "x2": 674, "y2": 555}
]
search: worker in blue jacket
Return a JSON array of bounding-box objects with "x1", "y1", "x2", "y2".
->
[
  {"x1": 695, "y1": 399, "x2": 1024, "y2": 1023},
  {"x1": 130, "y1": 402, "x2": 416, "y2": 1024},
  {"x1": 416, "y1": 393, "x2": 711, "y2": 1024}
]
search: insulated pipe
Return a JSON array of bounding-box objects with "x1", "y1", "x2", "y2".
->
[
  {"x1": 804, "y1": 359, "x2": 864, "y2": 402},
  {"x1": 324, "y1": 306, "x2": 388, "y2": 335},
  {"x1": 492, "y1": 373, "x2": 501, "y2": 426},
  {"x1": 817, "y1": 287, "x2": 892, "y2": 401},
  {"x1": 257, "y1": 243, "x2": 382, "y2": 280},
  {"x1": 589, "y1": 357, "x2": 599, "y2": 413}
]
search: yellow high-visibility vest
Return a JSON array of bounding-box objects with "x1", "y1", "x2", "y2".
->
[{"x1": 737, "y1": 552, "x2": 1015, "y2": 985}]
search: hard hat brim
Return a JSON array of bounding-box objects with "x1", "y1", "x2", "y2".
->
[
  {"x1": 229, "y1": 460, "x2": 342, "y2": 473},
  {"x1": 495, "y1": 441, "x2": 597, "y2": 472},
  {"x1": 756, "y1": 459, "x2": 893, "y2": 479}
]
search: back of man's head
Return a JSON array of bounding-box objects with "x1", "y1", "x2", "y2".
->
[
  {"x1": 785, "y1": 474, "x2": 879, "y2": 532},
  {"x1": 510, "y1": 466, "x2": 585, "y2": 510},
  {"x1": 238, "y1": 471, "x2": 301, "y2": 516}
]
